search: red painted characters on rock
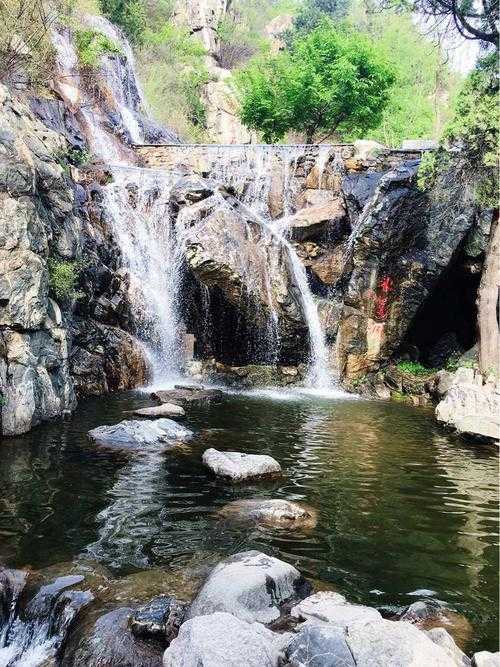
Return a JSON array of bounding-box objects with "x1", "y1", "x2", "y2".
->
[{"x1": 374, "y1": 275, "x2": 394, "y2": 321}]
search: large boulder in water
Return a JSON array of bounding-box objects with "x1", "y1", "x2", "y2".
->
[
  {"x1": 202, "y1": 448, "x2": 282, "y2": 482},
  {"x1": 162, "y1": 612, "x2": 287, "y2": 667},
  {"x1": 186, "y1": 550, "x2": 311, "y2": 624},
  {"x1": 133, "y1": 404, "x2": 186, "y2": 418},
  {"x1": 88, "y1": 419, "x2": 192, "y2": 450}
]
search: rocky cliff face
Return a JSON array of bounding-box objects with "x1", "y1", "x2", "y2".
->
[{"x1": 0, "y1": 85, "x2": 147, "y2": 435}]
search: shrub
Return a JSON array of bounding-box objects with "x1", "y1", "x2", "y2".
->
[
  {"x1": 75, "y1": 28, "x2": 121, "y2": 68},
  {"x1": 47, "y1": 258, "x2": 83, "y2": 302},
  {"x1": 396, "y1": 361, "x2": 437, "y2": 376},
  {"x1": 0, "y1": 0, "x2": 57, "y2": 90}
]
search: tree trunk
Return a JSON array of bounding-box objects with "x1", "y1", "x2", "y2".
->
[{"x1": 477, "y1": 211, "x2": 500, "y2": 375}]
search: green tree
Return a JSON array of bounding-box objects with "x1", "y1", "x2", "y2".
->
[
  {"x1": 347, "y1": 9, "x2": 458, "y2": 146},
  {"x1": 236, "y1": 20, "x2": 395, "y2": 143},
  {"x1": 98, "y1": 0, "x2": 146, "y2": 43},
  {"x1": 293, "y1": 0, "x2": 350, "y2": 34}
]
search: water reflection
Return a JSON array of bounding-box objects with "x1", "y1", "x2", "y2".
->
[{"x1": 0, "y1": 391, "x2": 497, "y2": 651}]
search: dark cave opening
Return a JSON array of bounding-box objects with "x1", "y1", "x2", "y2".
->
[{"x1": 401, "y1": 255, "x2": 481, "y2": 368}]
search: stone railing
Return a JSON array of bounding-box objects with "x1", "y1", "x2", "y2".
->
[{"x1": 133, "y1": 143, "x2": 424, "y2": 174}]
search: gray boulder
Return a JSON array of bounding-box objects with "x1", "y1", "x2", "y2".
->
[
  {"x1": 285, "y1": 623, "x2": 356, "y2": 666},
  {"x1": 88, "y1": 419, "x2": 192, "y2": 450},
  {"x1": 218, "y1": 499, "x2": 317, "y2": 530},
  {"x1": 472, "y1": 652, "x2": 500, "y2": 667},
  {"x1": 291, "y1": 591, "x2": 381, "y2": 628},
  {"x1": 162, "y1": 612, "x2": 286, "y2": 667},
  {"x1": 133, "y1": 404, "x2": 186, "y2": 418},
  {"x1": 186, "y1": 550, "x2": 311, "y2": 624},
  {"x1": 346, "y1": 619, "x2": 457, "y2": 666},
  {"x1": 202, "y1": 448, "x2": 282, "y2": 482}
]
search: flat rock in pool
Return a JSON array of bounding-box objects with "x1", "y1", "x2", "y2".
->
[
  {"x1": 133, "y1": 404, "x2": 186, "y2": 418},
  {"x1": 152, "y1": 388, "x2": 223, "y2": 406},
  {"x1": 163, "y1": 612, "x2": 287, "y2": 667},
  {"x1": 202, "y1": 448, "x2": 282, "y2": 482},
  {"x1": 88, "y1": 419, "x2": 192, "y2": 450},
  {"x1": 291, "y1": 591, "x2": 382, "y2": 628},
  {"x1": 218, "y1": 499, "x2": 317, "y2": 529},
  {"x1": 186, "y1": 550, "x2": 311, "y2": 624}
]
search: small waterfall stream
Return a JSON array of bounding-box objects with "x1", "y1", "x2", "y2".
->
[
  {"x1": 209, "y1": 145, "x2": 334, "y2": 388},
  {"x1": 102, "y1": 167, "x2": 185, "y2": 382}
]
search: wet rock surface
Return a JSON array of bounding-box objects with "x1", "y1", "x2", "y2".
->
[
  {"x1": 291, "y1": 591, "x2": 382, "y2": 628},
  {"x1": 152, "y1": 388, "x2": 224, "y2": 406},
  {"x1": 130, "y1": 595, "x2": 186, "y2": 643},
  {"x1": 202, "y1": 448, "x2": 282, "y2": 482}
]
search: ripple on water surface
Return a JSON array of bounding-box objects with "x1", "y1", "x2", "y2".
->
[{"x1": 0, "y1": 390, "x2": 497, "y2": 652}]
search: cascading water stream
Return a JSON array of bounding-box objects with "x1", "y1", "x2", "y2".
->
[
  {"x1": 211, "y1": 145, "x2": 334, "y2": 389},
  {"x1": 102, "y1": 167, "x2": 185, "y2": 383}
]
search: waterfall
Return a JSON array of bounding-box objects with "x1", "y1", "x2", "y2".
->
[
  {"x1": 210, "y1": 145, "x2": 333, "y2": 388},
  {"x1": 0, "y1": 573, "x2": 92, "y2": 666},
  {"x1": 102, "y1": 167, "x2": 185, "y2": 382}
]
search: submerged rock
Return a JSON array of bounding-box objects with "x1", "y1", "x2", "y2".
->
[
  {"x1": 63, "y1": 607, "x2": 164, "y2": 667},
  {"x1": 217, "y1": 499, "x2": 317, "y2": 530},
  {"x1": 285, "y1": 623, "x2": 356, "y2": 666},
  {"x1": 345, "y1": 619, "x2": 457, "y2": 666},
  {"x1": 202, "y1": 448, "x2": 282, "y2": 482},
  {"x1": 399, "y1": 598, "x2": 473, "y2": 648},
  {"x1": 152, "y1": 388, "x2": 223, "y2": 406},
  {"x1": 186, "y1": 550, "x2": 311, "y2": 624},
  {"x1": 88, "y1": 418, "x2": 192, "y2": 450},
  {"x1": 133, "y1": 404, "x2": 186, "y2": 418},
  {"x1": 163, "y1": 612, "x2": 286, "y2": 667}
]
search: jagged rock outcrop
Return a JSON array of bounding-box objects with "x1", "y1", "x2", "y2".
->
[
  {"x1": 436, "y1": 367, "x2": 500, "y2": 441},
  {"x1": 0, "y1": 85, "x2": 149, "y2": 435},
  {"x1": 0, "y1": 84, "x2": 78, "y2": 435}
]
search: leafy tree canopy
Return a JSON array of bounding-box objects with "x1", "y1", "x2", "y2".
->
[
  {"x1": 292, "y1": 0, "x2": 350, "y2": 35},
  {"x1": 236, "y1": 20, "x2": 395, "y2": 142},
  {"x1": 98, "y1": 0, "x2": 146, "y2": 43}
]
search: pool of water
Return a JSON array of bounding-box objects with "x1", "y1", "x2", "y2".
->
[{"x1": 0, "y1": 389, "x2": 498, "y2": 651}]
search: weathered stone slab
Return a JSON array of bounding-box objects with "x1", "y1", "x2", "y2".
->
[
  {"x1": 88, "y1": 419, "x2": 191, "y2": 451},
  {"x1": 152, "y1": 388, "x2": 223, "y2": 406},
  {"x1": 202, "y1": 448, "x2": 282, "y2": 482},
  {"x1": 133, "y1": 404, "x2": 186, "y2": 418}
]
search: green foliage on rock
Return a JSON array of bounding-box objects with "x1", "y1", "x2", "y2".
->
[
  {"x1": 75, "y1": 28, "x2": 121, "y2": 67},
  {"x1": 47, "y1": 258, "x2": 83, "y2": 302},
  {"x1": 236, "y1": 20, "x2": 395, "y2": 143},
  {"x1": 397, "y1": 361, "x2": 436, "y2": 376},
  {"x1": 417, "y1": 54, "x2": 498, "y2": 207},
  {"x1": 98, "y1": 0, "x2": 146, "y2": 43}
]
